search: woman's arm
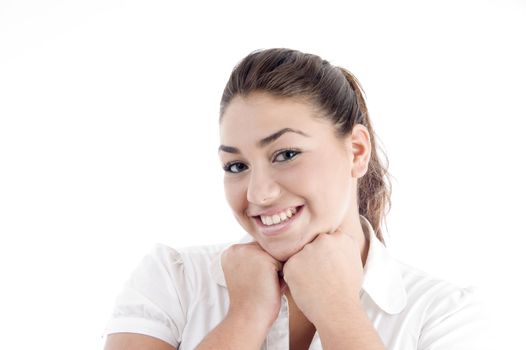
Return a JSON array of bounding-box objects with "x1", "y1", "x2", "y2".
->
[
  {"x1": 195, "y1": 309, "x2": 272, "y2": 349},
  {"x1": 103, "y1": 315, "x2": 269, "y2": 350},
  {"x1": 104, "y1": 333, "x2": 177, "y2": 350},
  {"x1": 283, "y1": 230, "x2": 386, "y2": 349},
  {"x1": 194, "y1": 242, "x2": 284, "y2": 349},
  {"x1": 314, "y1": 300, "x2": 385, "y2": 350}
]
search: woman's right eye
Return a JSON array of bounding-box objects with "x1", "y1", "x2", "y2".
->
[{"x1": 223, "y1": 162, "x2": 248, "y2": 174}]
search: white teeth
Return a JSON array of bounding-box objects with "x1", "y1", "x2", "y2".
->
[{"x1": 260, "y1": 207, "x2": 299, "y2": 226}]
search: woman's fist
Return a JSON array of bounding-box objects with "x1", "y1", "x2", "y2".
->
[
  {"x1": 221, "y1": 242, "x2": 286, "y2": 329},
  {"x1": 283, "y1": 229, "x2": 364, "y2": 326}
]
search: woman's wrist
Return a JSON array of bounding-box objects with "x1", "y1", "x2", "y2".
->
[
  {"x1": 221, "y1": 309, "x2": 273, "y2": 346},
  {"x1": 226, "y1": 306, "x2": 276, "y2": 334},
  {"x1": 314, "y1": 300, "x2": 385, "y2": 350},
  {"x1": 312, "y1": 297, "x2": 364, "y2": 333},
  {"x1": 196, "y1": 309, "x2": 273, "y2": 350}
]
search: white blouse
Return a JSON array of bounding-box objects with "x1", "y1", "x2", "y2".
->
[{"x1": 103, "y1": 216, "x2": 491, "y2": 349}]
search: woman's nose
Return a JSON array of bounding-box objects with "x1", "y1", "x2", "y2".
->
[{"x1": 246, "y1": 168, "x2": 281, "y2": 205}]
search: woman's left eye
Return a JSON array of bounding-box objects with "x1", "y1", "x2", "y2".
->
[{"x1": 274, "y1": 149, "x2": 300, "y2": 162}]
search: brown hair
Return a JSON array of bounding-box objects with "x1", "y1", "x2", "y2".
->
[{"x1": 219, "y1": 48, "x2": 392, "y2": 243}]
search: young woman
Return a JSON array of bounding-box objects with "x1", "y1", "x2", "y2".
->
[{"x1": 103, "y1": 48, "x2": 487, "y2": 349}]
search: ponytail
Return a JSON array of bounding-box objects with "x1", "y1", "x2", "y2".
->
[{"x1": 338, "y1": 68, "x2": 392, "y2": 243}]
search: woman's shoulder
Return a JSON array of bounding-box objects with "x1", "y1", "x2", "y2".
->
[
  {"x1": 143, "y1": 242, "x2": 231, "y2": 289},
  {"x1": 392, "y1": 259, "x2": 486, "y2": 327},
  {"x1": 391, "y1": 260, "x2": 492, "y2": 347},
  {"x1": 105, "y1": 242, "x2": 233, "y2": 346},
  {"x1": 395, "y1": 259, "x2": 479, "y2": 301},
  {"x1": 147, "y1": 241, "x2": 230, "y2": 271},
  {"x1": 150, "y1": 242, "x2": 230, "y2": 264}
]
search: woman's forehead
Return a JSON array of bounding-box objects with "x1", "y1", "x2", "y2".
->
[
  {"x1": 224, "y1": 93, "x2": 316, "y2": 119},
  {"x1": 220, "y1": 93, "x2": 329, "y2": 140}
]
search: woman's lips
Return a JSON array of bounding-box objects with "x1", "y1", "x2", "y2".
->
[{"x1": 254, "y1": 205, "x2": 304, "y2": 237}]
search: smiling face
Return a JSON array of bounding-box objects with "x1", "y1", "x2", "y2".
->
[{"x1": 219, "y1": 92, "x2": 370, "y2": 262}]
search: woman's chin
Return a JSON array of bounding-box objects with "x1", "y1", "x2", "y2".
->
[
  {"x1": 254, "y1": 231, "x2": 317, "y2": 262},
  {"x1": 273, "y1": 252, "x2": 292, "y2": 263},
  {"x1": 265, "y1": 243, "x2": 304, "y2": 263}
]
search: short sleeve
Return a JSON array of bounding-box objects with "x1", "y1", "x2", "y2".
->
[
  {"x1": 103, "y1": 244, "x2": 189, "y2": 348},
  {"x1": 418, "y1": 286, "x2": 493, "y2": 350}
]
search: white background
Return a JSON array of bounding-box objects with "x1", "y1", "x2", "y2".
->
[{"x1": 0, "y1": 0, "x2": 524, "y2": 348}]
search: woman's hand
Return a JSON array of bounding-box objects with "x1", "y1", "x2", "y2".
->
[
  {"x1": 221, "y1": 242, "x2": 286, "y2": 331},
  {"x1": 282, "y1": 229, "x2": 364, "y2": 326}
]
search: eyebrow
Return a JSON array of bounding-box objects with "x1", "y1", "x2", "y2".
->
[{"x1": 218, "y1": 128, "x2": 310, "y2": 154}]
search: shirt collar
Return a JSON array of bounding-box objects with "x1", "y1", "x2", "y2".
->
[
  {"x1": 209, "y1": 215, "x2": 407, "y2": 315},
  {"x1": 360, "y1": 215, "x2": 407, "y2": 314}
]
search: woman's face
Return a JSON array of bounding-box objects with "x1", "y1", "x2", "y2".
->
[{"x1": 219, "y1": 92, "x2": 369, "y2": 262}]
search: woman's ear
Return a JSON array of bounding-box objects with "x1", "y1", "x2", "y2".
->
[{"x1": 344, "y1": 124, "x2": 371, "y2": 178}]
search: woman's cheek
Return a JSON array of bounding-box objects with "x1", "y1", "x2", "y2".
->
[
  {"x1": 277, "y1": 161, "x2": 312, "y2": 192},
  {"x1": 224, "y1": 178, "x2": 246, "y2": 215}
]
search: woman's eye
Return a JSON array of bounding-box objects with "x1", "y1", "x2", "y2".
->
[
  {"x1": 274, "y1": 149, "x2": 300, "y2": 162},
  {"x1": 223, "y1": 162, "x2": 247, "y2": 173},
  {"x1": 223, "y1": 149, "x2": 300, "y2": 174}
]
